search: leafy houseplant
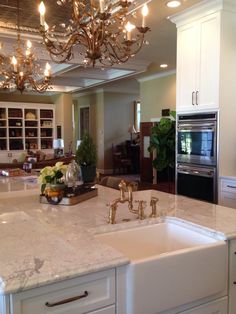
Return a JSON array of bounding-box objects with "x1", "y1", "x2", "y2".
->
[
  {"x1": 75, "y1": 132, "x2": 97, "y2": 182},
  {"x1": 148, "y1": 111, "x2": 176, "y2": 181}
]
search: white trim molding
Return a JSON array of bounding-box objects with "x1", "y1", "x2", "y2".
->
[
  {"x1": 170, "y1": 0, "x2": 236, "y2": 27},
  {"x1": 137, "y1": 70, "x2": 176, "y2": 83}
]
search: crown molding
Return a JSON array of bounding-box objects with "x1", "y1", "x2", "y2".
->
[
  {"x1": 137, "y1": 70, "x2": 176, "y2": 83},
  {"x1": 170, "y1": 0, "x2": 236, "y2": 27}
]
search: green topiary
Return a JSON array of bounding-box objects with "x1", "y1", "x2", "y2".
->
[{"x1": 75, "y1": 132, "x2": 97, "y2": 166}]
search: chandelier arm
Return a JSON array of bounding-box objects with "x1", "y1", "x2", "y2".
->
[
  {"x1": 100, "y1": 38, "x2": 124, "y2": 63},
  {"x1": 28, "y1": 76, "x2": 50, "y2": 93},
  {"x1": 102, "y1": 32, "x2": 145, "y2": 65},
  {"x1": 42, "y1": 26, "x2": 92, "y2": 60},
  {"x1": 102, "y1": 41, "x2": 130, "y2": 64},
  {"x1": 72, "y1": 0, "x2": 81, "y2": 21},
  {"x1": 108, "y1": 38, "x2": 131, "y2": 61}
]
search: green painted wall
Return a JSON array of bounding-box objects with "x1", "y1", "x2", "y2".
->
[
  {"x1": 73, "y1": 91, "x2": 105, "y2": 170},
  {"x1": 104, "y1": 92, "x2": 137, "y2": 169},
  {"x1": 73, "y1": 90, "x2": 138, "y2": 172},
  {"x1": 140, "y1": 72, "x2": 176, "y2": 122}
]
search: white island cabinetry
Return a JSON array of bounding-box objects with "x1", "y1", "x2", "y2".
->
[
  {"x1": 9, "y1": 269, "x2": 115, "y2": 314},
  {"x1": 219, "y1": 177, "x2": 236, "y2": 209},
  {"x1": 180, "y1": 297, "x2": 227, "y2": 313},
  {"x1": 229, "y1": 239, "x2": 236, "y2": 314}
]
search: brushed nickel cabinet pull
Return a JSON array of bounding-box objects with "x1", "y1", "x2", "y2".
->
[
  {"x1": 45, "y1": 291, "x2": 88, "y2": 307},
  {"x1": 192, "y1": 91, "x2": 195, "y2": 105},
  {"x1": 196, "y1": 90, "x2": 199, "y2": 105},
  {"x1": 227, "y1": 185, "x2": 236, "y2": 189}
]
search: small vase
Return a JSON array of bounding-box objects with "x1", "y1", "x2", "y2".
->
[{"x1": 44, "y1": 183, "x2": 65, "y2": 205}]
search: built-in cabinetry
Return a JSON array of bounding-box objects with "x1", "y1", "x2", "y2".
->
[
  {"x1": 0, "y1": 242, "x2": 232, "y2": 314},
  {"x1": 8, "y1": 269, "x2": 115, "y2": 314},
  {"x1": 175, "y1": 12, "x2": 220, "y2": 111},
  {"x1": 0, "y1": 264, "x2": 229, "y2": 314},
  {"x1": 171, "y1": 0, "x2": 236, "y2": 178},
  {"x1": 229, "y1": 239, "x2": 236, "y2": 314},
  {"x1": 219, "y1": 177, "x2": 236, "y2": 209},
  {"x1": 0, "y1": 103, "x2": 54, "y2": 152},
  {"x1": 180, "y1": 297, "x2": 227, "y2": 314}
]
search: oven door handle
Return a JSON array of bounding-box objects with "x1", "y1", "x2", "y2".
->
[
  {"x1": 178, "y1": 169, "x2": 214, "y2": 178},
  {"x1": 178, "y1": 127, "x2": 215, "y2": 132}
]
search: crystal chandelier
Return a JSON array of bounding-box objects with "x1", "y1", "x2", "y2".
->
[
  {"x1": 0, "y1": 0, "x2": 52, "y2": 94},
  {"x1": 39, "y1": 0, "x2": 150, "y2": 66}
]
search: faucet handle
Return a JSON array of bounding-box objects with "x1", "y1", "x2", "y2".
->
[
  {"x1": 135, "y1": 200, "x2": 147, "y2": 220},
  {"x1": 149, "y1": 196, "x2": 159, "y2": 218},
  {"x1": 107, "y1": 202, "x2": 117, "y2": 224},
  {"x1": 119, "y1": 180, "x2": 127, "y2": 200},
  {"x1": 118, "y1": 180, "x2": 127, "y2": 190}
]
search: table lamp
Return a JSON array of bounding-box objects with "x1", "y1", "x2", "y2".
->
[{"x1": 53, "y1": 139, "x2": 64, "y2": 158}]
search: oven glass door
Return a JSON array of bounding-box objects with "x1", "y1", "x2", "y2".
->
[{"x1": 177, "y1": 125, "x2": 216, "y2": 165}]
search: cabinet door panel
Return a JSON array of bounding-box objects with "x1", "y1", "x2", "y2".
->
[
  {"x1": 229, "y1": 239, "x2": 236, "y2": 314},
  {"x1": 11, "y1": 269, "x2": 115, "y2": 314},
  {"x1": 176, "y1": 22, "x2": 198, "y2": 111},
  {"x1": 89, "y1": 305, "x2": 115, "y2": 314},
  {"x1": 197, "y1": 13, "x2": 220, "y2": 109},
  {"x1": 0, "y1": 295, "x2": 10, "y2": 314},
  {"x1": 180, "y1": 297, "x2": 227, "y2": 314}
]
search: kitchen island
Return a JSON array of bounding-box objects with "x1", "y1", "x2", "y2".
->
[{"x1": 0, "y1": 178, "x2": 236, "y2": 313}]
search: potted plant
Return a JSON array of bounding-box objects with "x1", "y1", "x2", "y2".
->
[
  {"x1": 38, "y1": 162, "x2": 68, "y2": 204},
  {"x1": 148, "y1": 111, "x2": 176, "y2": 183},
  {"x1": 75, "y1": 132, "x2": 97, "y2": 183}
]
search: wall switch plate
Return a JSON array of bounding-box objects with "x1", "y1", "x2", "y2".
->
[{"x1": 8, "y1": 152, "x2": 12, "y2": 157}]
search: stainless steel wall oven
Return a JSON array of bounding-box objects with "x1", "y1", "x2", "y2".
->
[
  {"x1": 176, "y1": 112, "x2": 218, "y2": 203},
  {"x1": 177, "y1": 113, "x2": 217, "y2": 166}
]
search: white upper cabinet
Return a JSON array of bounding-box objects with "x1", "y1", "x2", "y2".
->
[{"x1": 174, "y1": 6, "x2": 221, "y2": 112}]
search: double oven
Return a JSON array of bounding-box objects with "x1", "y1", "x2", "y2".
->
[{"x1": 176, "y1": 112, "x2": 218, "y2": 203}]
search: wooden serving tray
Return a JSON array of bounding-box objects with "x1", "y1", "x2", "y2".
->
[{"x1": 40, "y1": 187, "x2": 98, "y2": 206}]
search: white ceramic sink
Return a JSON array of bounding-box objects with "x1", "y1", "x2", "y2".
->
[{"x1": 96, "y1": 222, "x2": 228, "y2": 314}]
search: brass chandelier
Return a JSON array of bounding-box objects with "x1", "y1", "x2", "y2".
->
[
  {"x1": 39, "y1": 0, "x2": 150, "y2": 66},
  {"x1": 0, "y1": 0, "x2": 52, "y2": 93}
]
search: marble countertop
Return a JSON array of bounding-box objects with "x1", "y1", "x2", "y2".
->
[{"x1": 1, "y1": 177, "x2": 236, "y2": 294}]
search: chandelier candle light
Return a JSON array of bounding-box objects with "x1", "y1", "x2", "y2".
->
[
  {"x1": 39, "y1": 0, "x2": 150, "y2": 66},
  {"x1": 0, "y1": 0, "x2": 52, "y2": 93}
]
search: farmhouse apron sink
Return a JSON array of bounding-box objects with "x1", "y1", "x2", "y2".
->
[{"x1": 96, "y1": 222, "x2": 227, "y2": 314}]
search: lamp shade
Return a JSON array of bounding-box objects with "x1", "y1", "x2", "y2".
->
[{"x1": 53, "y1": 139, "x2": 64, "y2": 149}]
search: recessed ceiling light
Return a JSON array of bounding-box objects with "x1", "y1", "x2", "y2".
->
[
  {"x1": 166, "y1": 1, "x2": 181, "y2": 8},
  {"x1": 160, "y1": 64, "x2": 168, "y2": 68}
]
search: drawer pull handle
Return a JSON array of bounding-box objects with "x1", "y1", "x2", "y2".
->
[
  {"x1": 192, "y1": 91, "x2": 195, "y2": 106},
  {"x1": 45, "y1": 291, "x2": 88, "y2": 307},
  {"x1": 227, "y1": 185, "x2": 236, "y2": 189}
]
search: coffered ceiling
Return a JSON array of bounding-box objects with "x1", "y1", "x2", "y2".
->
[{"x1": 0, "y1": 0, "x2": 202, "y2": 95}]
